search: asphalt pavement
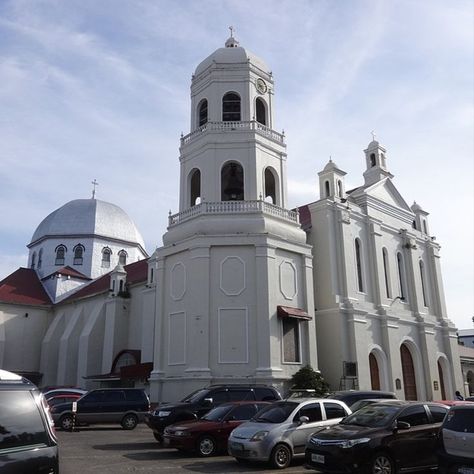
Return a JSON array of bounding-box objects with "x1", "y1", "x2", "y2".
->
[{"x1": 57, "y1": 424, "x2": 311, "y2": 473}]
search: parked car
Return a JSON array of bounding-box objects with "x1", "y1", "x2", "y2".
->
[
  {"x1": 44, "y1": 387, "x2": 87, "y2": 400},
  {"x1": 51, "y1": 387, "x2": 150, "y2": 430},
  {"x1": 349, "y1": 398, "x2": 399, "y2": 413},
  {"x1": 163, "y1": 401, "x2": 270, "y2": 456},
  {"x1": 47, "y1": 392, "x2": 83, "y2": 408},
  {"x1": 466, "y1": 396, "x2": 474, "y2": 402},
  {"x1": 145, "y1": 384, "x2": 281, "y2": 443},
  {"x1": 228, "y1": 398, "x2": 351, "y2": 469},
  {"x1": 437, "y1": 404, "x2": 474, "y2": 474},
  {"x1": 325, "y1": 390, "x2": 397, "y2": 409},
  {"x1": 0, "y1": 369, "x2": 59, "y2": 474},
  {"x1": 305, "y1": 400, "x2": 448, "y2": 474}
]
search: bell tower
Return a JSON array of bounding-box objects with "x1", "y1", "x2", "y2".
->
[
  {"x1": 175, "y1": 31, "x2": 287, "y2": 221},
  {"x1": 150, "y1": 34, "x2": 317, "y2": 403}
]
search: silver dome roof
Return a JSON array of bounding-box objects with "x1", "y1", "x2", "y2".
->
[{"x1": 30, "y1": 199, "x2": 145, "y2": 248}]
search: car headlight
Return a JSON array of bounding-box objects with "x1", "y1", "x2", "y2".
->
[
  {"x1": 250, "y1": 430, "x2": 269, "y2": 441},
  {"x1": 340, "y1": 438, "x2": 370, "y2": 449},
  {"x1": 158, "y1": 410, "x2": 171, "y2": 417},
  {"x1": 173, "y1": 430, "x2": 190, "y2": 437}
]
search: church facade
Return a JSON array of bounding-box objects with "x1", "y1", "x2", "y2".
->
[{"x1": 0, "y1": 35, "x2": 463, "y2": 402}]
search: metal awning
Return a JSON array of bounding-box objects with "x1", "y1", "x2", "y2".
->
[{"x1": 277, "y1": 305, "x2": 312, "y2": 320}]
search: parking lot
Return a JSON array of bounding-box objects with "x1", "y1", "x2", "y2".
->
[{"x1": 57, "y1": 424, "x2": 311, "y2": 474}]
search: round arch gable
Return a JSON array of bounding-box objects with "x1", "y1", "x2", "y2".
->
[
  {"x1": 367, "y1": 344, "x2": 390, "y2": 391},
  {"x1": 436, "y1": 352, "x2": 454, "y2": 400},
  {"x1": 399, "y1": 337, "x2": 425, "y2": 400}
]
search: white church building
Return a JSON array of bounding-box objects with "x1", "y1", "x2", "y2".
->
[{"x1": 0, "y1": 34, "x2": 464, "y2": 402}]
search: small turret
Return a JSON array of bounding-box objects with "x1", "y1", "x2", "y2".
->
[
  {"x1": 363, "y1": 133, "x2": 393, "y2": 186},
  {"x1": 411, "y1": 201, "x2": 430, "y2": 234},
  {"x1": 318, "y1": 158, "x2": 347, "y2": 200}
]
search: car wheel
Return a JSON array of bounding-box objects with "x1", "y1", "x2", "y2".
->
[
  {"x1": 270, "y1": 443, "x2": 292, "y2": 469},
  {"x1": 370, "y1": 452, "x2": 395, "y2": 474},
  {"x1": 121, "y1": 414, "x2": 138, "y2": 430},
  {"x1": 60, "y1": 414, "x2": 74, "y2": 431},
  {"x1": 197, "y1": 435, "x2": 216, "y2": 457},
  {"x1": 153, "y1": 432, "x2": 163, "y2": 444}
]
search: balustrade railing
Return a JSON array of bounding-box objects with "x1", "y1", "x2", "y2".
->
[
  {"x1": 180, "y1": 121, "x2": 285, "y2": 145},
  {"x1": 168, "y1": 200, "x2": 298, "y2": 227}
]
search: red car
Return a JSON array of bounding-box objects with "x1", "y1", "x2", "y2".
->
[{"x1": 163, "y1": 401, "x2": 270, "y2": 456}]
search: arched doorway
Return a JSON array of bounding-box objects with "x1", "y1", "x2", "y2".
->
[
  {"x1": 400, "y1": 344, "x2": 417, "y2": 400},
  {"x1": 369, "y1": 353, "x2": 381, "y2": 390},
  {"x1": 437, "y1": 360, "x2": 446, "y2": 400}
]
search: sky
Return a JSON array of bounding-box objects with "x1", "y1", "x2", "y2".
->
[{"x1": 0, "y1": 0, "x2": 472, "y2": 329}]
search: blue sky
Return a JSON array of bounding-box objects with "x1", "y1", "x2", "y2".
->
[{"x1": 0, "y1": 0, "x2": 472, "y2": 329}]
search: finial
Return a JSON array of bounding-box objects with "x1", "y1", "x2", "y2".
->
[
  {"x1": 91, "y1": 179, "x2": 99, "y2": 199},
  {"x1": 229, "y1": 26, "x2": 234, "y2": 38},
  {"x1": 329, "y1": 155, "x2": 332, "y2": 162},
  {"x1": 371, "y1": 130, "x2": 377, "y2": 141}
]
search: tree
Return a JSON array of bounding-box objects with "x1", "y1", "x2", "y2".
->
[{"x1": 290, "y1": 365, "x2": 329, "y2": 396}]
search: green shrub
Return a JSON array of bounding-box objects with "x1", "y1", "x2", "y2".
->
[{"x1": 290, "y1": 365, "x2": 329, "y2": 396}]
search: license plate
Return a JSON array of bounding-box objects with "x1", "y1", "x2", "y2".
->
[
  {"x1": 231, "y1": 442, "x2": 243, "y2": 451},
  {"x1": 311, "y1": 453, "x2": 324, "y2": 464},
  {"x1": 459, "y1": 468, "x2": 474, "y2": 474}
]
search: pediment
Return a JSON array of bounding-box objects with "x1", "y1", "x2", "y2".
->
[{"x1": 353, "y1": 179, "x2": 413, "y2": 213}]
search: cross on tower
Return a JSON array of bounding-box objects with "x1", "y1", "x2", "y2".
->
[
  {"x1": 229, "y1": 26, "x2": 234, "y2": 38},
  {"x1": 371, "y1": 130, "x2": 377, "y2": 141},
  {"x1": 91, "y1": 179, "x2": 99, "y2": 199}
]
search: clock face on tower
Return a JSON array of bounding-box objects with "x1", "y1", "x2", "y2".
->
[{"x1": 255, "y1": 78, "x2": 267, "y2": 94}]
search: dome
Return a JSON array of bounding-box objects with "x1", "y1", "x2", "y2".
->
[
  {"x1": 323, "y1": 159, "x2": 340, "y2": 172},
  {"x1": 411, "y1": 201, "x2": 424, "y2": 212},
  {"x1": 30, "y1": 199, "x2": 145, "y2": 248},
  {"x1": 194, "y1": 40, "x2": 270, "y2": 77}
]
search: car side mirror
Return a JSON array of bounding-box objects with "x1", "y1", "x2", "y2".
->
[
  {"x1": 202, "y1": 397, "x2": 213, "y2": 407},
  {"x1": 299, "y1": 415, "x2": 310, "y2": 425},
  {"x1": 395, "y1": 420, "x2": 411, "y2": 430}
]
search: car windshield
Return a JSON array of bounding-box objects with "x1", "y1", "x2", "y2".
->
[
  {"x1": 181, "y1": 389, "x2": 209, "y2": 403},
  {"x1": 341, "y1": 404, "x2": 399, "y2": 427},
  {"x1": 252, "y1": 401, "x2": 298, "y2": 423},
  {"x1": 201, "y1": 405, "x2": 232, "y2": 421}
]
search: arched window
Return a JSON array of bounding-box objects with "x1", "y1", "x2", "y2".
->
[
  {"x1": 222, "y1": 92, "x2": 241, "y2": 122},
  {"x1": 437, "y1": 360, "x2": 446, "y2": 400},
  {"x1": 31, "y1": 252, "x2": 36, "y2": 269},
  {"x1": 422, "y1": 220, "x2": 428, "y2": 234},
  {"x1": 38, "y1": 249, "x2": 43, "y2": 269},
  {"x1": 256, "y1": 97, "x2": 266, "y2": 125},
  {"x1": 102, "y1": 247, "x2": 111, "y2": 268},
  {"x1": 419, "y1": 260, "x2": 428, "y2": 307},
  {"x1": 190, "y1": 169, "x2": 201, "y2": 206},
  {"x1": 382, "y1": 248, "x2": 391, "y2": 298},
  {"x1": 221, "y1": 161, "x2": 244, "y2": 201},
  {"x1": 370, "y1": 153, "x2": 376, "y2": 167},
  {"x1": 55, "y1": 245, "x2": 66, "y2": 266},
  {"x1": 264, "y1": 167, "x2": 276, "y2": 204},
  {"x1": 355, "y1": 238, "x2": 364, "y2": 292},
  {"x1": 412, "y1": 220, "x2": 417, "y2": 229},
  {"x1": 118, "y1": 250, "x2": 127, "y2": 266},
  {"x1": 198, "y1": 99, "x2": 208, "y2": 127},
  {"x1": 337, "y1": 180, "x2": 343, "y2": 198},
  {"x1": 397, "y1": 252, "x2": 406, "y2": 301},
  {"x1": 73, "y1": 244, "x2": 84, "y2": 265},
  {"x1": 325, "y1": 181, "x2": 330, "y2": 197}
]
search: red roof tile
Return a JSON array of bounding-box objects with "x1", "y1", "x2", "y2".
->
[
  {"x1": 62, "y1": 258, "x2": 148, "y2": 303},
  {"x1": 42, "y1": 266, "x2": 91, "y2": 281},
  {"x1": 0, "y1": 268, "x2": 52, "y2": 306},
  {"x1": 297, "y1": 204, "x2": 312, "y2": 231},
  {"x1": 124, "y1": 259, "x2": 148, "y2": 285}
]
